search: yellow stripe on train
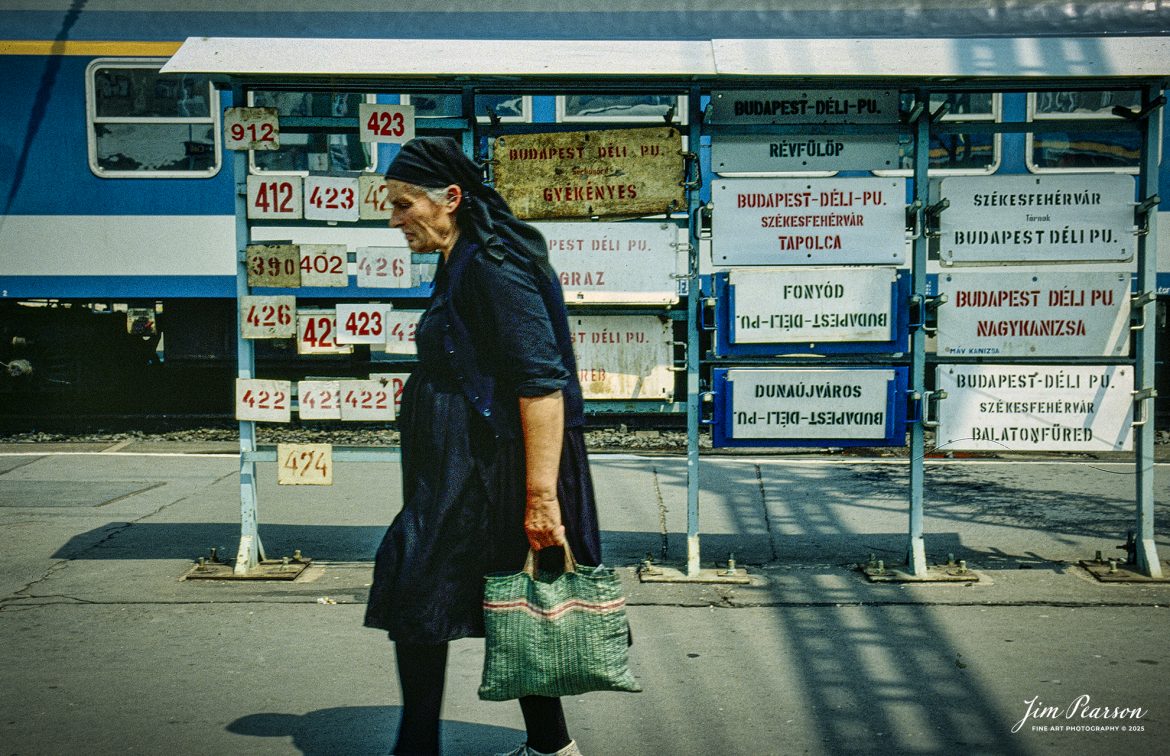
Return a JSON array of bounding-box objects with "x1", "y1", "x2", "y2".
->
[{"x1": 0, "y1": 41, "x2": 182, "y2": 56}]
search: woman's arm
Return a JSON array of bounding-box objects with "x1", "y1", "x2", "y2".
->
[{"x1": 519, "y1": 390, "x2": 566, "y2": 551}]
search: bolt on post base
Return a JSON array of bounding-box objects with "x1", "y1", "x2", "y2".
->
[
  {"x1": 1080, "y1": 552, "x2": 1170, "y2": 583},
  {"x1": 860, "y1": 553, "x2": 981, "y2": 583},
  {"x1": 638, "y1": 553, "x2": 757, "y2": 585},
  {"x1": 183, "y1": 548, "x2": 313, "y2": 581}
]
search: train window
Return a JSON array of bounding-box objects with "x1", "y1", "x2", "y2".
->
[
  {"x1": 557, "y1": 95, "x2": 687, "y2": 123},
  {"x1": 875, "y1": 93, "x2": 1001, "y2": 177},
  {"x1": 1026, "y1": 90, "x2": 1142, "y2": 173},
  {"x1": 248, "y1": 91, "x2": 376, "y2": 175},
  {"x1": 400, "y1": 94, "x2": 531, "y2": 122},
  {"x1": 85, "y1": 58, "x2": 220, "y2": 178}
]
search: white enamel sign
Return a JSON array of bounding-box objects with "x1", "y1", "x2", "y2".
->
[
  {"x1": 534, "y1": 222, "x2": 682, "y2": 304},
  {"x1": 370, "y1": 372, "x2": 411, "y2": 416},
  {"x1": 358, "y1": 175, "x2": 393, "y2": 220},
  {"x1": 298, "y1": 244, "x2": 348, "y2": 287},
  {"x1": 383, "y1": 310, "x2": 422, "y2": 355},
  {"x1": 936, "y1": 365, "x2": 1133, "y2": 452},
  {"x1": 729, "y1": 267, "x2": 898, "y2": 344},
  {"x1": 357, "y1": 246, "x2": 412, "y2": 288},
  {"x1": 296, "y1": 311, "x2": 352, "y2": 355},
  {"x1": 709, "y1": 89, "x2": 901, "y2": 124},
  {"x1": 240, "y1": 295, "x2": 296, "y2": 339},
  {"x1": 937, "y1": 271, "x2": 1131, "y2": 357},
  {"x1": 939, "y1": 174, "x2": 1136, "y2": 263},
  {"x1": 335, "y1": 303, "x2": 388, "y2": 344},
  {"x1": 235, "y1": 378, "x2": 292, "y2": 423},
  {"x1": 296, "y1": 380, "x2": 342, "y2": 420},
  {"x1": 339, "y1": 379, "x2": 395, "y2": 421},
  {"x1": 246, "y1": 175, "x2": 303, "y2": 220},
  {"x1": 304, "y1": 176, "x2": 359, "y2": 222},
  {"x1": 727, "y1": 368, "x2": 896, "y2": 440},
  {"x1": 568, "y1": 315, "x2": 674, "y2": 400},
  {"x1": 277, "y1": 443, "x2": 333, "y2": 486},
  {"x1": 712, "y1": 135, "x2": 900, "y2": 174},
  {"x1": 224, "y1": 107, "x2": 279, "y2": 150},
  {"x1": 359, "y1": 103, "x2": 415, "y2": 144},
  {"x1": 713, "y1": 178, "x2": 906, "y2": 265}
]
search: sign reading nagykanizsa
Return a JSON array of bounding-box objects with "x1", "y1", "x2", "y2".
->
[
  {"x1": 939, "y1": 174, "x2": 1136, "y2": 263},
  {"x1": 713, "y1": 177, "x2": 906, "y2": 265},
  {"x1": 936, "y1": 365, "x2": 1133, "y2": 452},
  {"x1": 493, "y1": 128, "x2": 685, "y2": 219},
  {"x1": 726, "y1": 368, "x2": 897, "y2": 440},
  {"x1": 937, "y1": 271, "x2": 1131, "y2": 357},
  {"x1": 729, "y1": 267, "x2": 898, "y2": 344}
]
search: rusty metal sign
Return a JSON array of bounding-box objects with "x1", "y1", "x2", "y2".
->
[
  {"x1": 493, "y1": 128, "x2": 685, "y2": 219},
  {"x1": 568, "y1": 315, "x2": 674, "y2": 400},
  {"x1": 246, "y1": 244, "x2": 300, "y2": 288}
]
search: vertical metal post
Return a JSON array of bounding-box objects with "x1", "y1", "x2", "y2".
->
[
  {"x1": 906, "y1": 91, "x2": 930, "y2": 577},
  {"x1": 1133, "y1": 84, "x2": 1163, "y2": 578},
  {"x1": 685, "y1": 85, "x2": 703, "y2": 576},
  {"x1": 231, "y1": 83, "x2": 263, "y2": 575},
  {"x1": 461, "y1": 85, "x2": 476, "y2": 158}
]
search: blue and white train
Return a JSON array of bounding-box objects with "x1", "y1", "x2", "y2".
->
[{"x1": 1, "y1": 1, "x2": 1168, "y2": 418}]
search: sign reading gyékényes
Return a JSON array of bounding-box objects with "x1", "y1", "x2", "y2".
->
[
  {"x1": 493, "y1": 128, "x2": 684, "y2": 220},
  {"x1": 712, "y1": 135, "x2": 900, "y2": 174},
  {"x1": 937, "y1": 271, "x2": 1131, "y2": 357},
  {"x1": 936, "y1": 365, "x2": 1133, "y2": 452},
  {"x1": 534, "y1": 222, "x2": 681, "y2": 304},
  {"x1": 709, "y1": 89, "x2": 900, "y2": 124},
  {"x1": 713, "y1": 177, "x2": 906, "y2": 265},
  {"x1": 939, "y1": 174, "x2": 1136, "y2": 263},
  {"x1": 729, "y1": 267, "x2": 899, "y2": 344}
]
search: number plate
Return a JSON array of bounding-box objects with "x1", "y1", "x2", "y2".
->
[
  {"x1": 235, "y1": 378, "x2": 292, "y2": 423},
  {"x1": 383, "y1": 311, "x2": 422, "y2": 354},
  {"x1": 296, "y1": 380, "x2": 342, "y2": 419},
  {"x1": 359, "y1": 103, "x2": 415, "y2": 144},
  {"x1": 240, "y1": 295, "x2": 296, "y2": 339},
  {"x1": 370, "y1": 372, "x2": 411, "y2": 416},
  {"x1": 247, "y1": 175, "x2": 303, "y2": 219},
  {"x1": 358, "y1": 175, "x2": 392, "y2": 220},
  {"x1": 277, "y1": 443, "x2": 333, "y2": 486},
  {"x1": 246, "y1": 244, "x2": 301, "y2": 288},
  {"x1": 224, "y1": 107, "x2": 280, "y2": 150},
  {"x1": 356, "y1": 246, "x2": 412, "y2": 288},
  {"x1": 296, "y1": 311, "x2": 353, "y2": 355},
  {"x1": 298, "y1": 244, "x2": 348, "y2": 287},
  {"x1": 335, "y1": 303, "x2": 389, "y2": 344},
  {"x1": 304, "y1": 176, "x2": 359, "y2": 222},
  {"x1": 339, "y1": 379, "x2": 396, "y2": 421}
]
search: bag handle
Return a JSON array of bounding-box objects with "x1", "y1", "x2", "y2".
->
[{"x1": 523, "y1": 544, "x2": 578, "y2": 578}]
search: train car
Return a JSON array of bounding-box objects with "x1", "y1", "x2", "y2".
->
[{"x1": 1, "y1": 1, "x2": 1168, "y2": 421}]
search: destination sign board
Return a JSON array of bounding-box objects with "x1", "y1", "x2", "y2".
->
[
  {"x1": 235, "y1": 378, "x2": 291, "y2": 423},
  {"x1": 534, "y1": 222, "x2": 681, "y2": 304},
  {"x1": 713, "y1": 177, "x2": 906, "y2": 265},
  {"x1": 939, "y1": 174, "x2": 1136, "y2": 263},
  {"x1": 937, "y1": 271, "x2": 1130, "y2": 357},
  {"x1": 493, "y1": 128, "x2": 685, "y2": 220},
  {"x1": 709, "y1": 89, "x2": 900, "y2": 124},
  {"x1": 936, "y1": 365, "x2": 1133, "y2": 452},
  {"x1": 713, "y1": 367, "x2": 908, "y2": 447},
  {"x1": 729, "y1": 267, "x2": 899, "y2": 344},
  {"x1": 712, "y1": 135, "x2": 900, "y2": 174},
  {"x1": 568, "y1": 315, "x2": 674, "y2": 400}
]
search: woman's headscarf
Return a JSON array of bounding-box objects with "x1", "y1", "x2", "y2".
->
[{"x1": 384, "y1": 136, "x2": 550, "y2": 268}]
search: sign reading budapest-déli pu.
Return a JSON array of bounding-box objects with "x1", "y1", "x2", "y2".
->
[
  {"x1": 938, "y1": 271, "x2": 1131, "y2": 357},
  {"x1": 936, "y1": 365, "x2": 1133, "y2": 452},
  {"x1": 939, "y1": 174, "x2": 1136, "y2": 263},
  {"x1": 713, "y1": 178, "x2": 906, "y2": 265},
  {"x1": 708, "y1": 89, "x2": 901, "y2": 125}
]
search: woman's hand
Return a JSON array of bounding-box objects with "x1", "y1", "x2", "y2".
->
[{"x1": 525, "y1": 490, "x2": 566, "y2": 551}]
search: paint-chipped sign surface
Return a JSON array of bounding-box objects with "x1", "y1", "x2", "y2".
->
[
  {"x1": 712, "y1": 135, "x2": 899, "y2": 173},
  {"x1": 714, "y1": 178, "x2": 905, "y2": 265},
  {"x1": 939, "y1": 174, "x2": 1136, "y2": 263},
  {"x1": 569, "y1": 315, "x2": 673, "y2": 400},
  {"x1": 937, "y1": 271, "x2": 1130, "y2": 357},
  {"x1": 936, "y1": 365, "x2": 1133, "y2": 452},
  {"x1": 494, "y1": 128, "x2": 684, "y2": 219},
  {"x1": 725, "y1": 368, "x2": 898, "y2": 440},
  {"x1": 709, "y1": 89, "x2": 901, "y2": 124},
  {"x1": 729, "y1": 267, "x2": 898, "y2": 343},
  {"x1": 535, "y1": 222, "x2": 681, "y2": 304}
]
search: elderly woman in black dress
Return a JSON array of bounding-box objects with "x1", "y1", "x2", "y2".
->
[{"x1": 364, "y1": 137, "x2": 602, "y2": 756}]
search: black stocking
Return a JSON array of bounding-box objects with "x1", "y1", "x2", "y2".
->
[
  {"x1": 519, "y1": 695, "x2": 571, "y2": 754},
  {"x1": 393, "y1": 641, "x2": 449, "y2": 755}
]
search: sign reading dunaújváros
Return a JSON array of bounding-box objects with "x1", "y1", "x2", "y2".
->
[
  {"x1": 728, "y1": 267, "x2": 899, "y2": 344},
  {"x1": 713, "y1": 178, "x2": 906, "y2": 265},
  {"x1": 717, "y1": 367, "x2": 905, "y2": 445},
  {"x1": 534, "y1": 222, "x2": 682, "y2": 304},
  {"x1": 938, "y1": 271, "x2": 1131, "y2": 357},
  {"x1": 493, "y1": 128, "x2": 684, "y2": 220},
  {"x1": 708, "y1": 89, "x2": 901, "y2": 125},
  {"x1": 712, "y1": 134, "x2": 900, "y2": 174},
  {"x1": 936, "y1": 365, "x2": 1133, "y2": 452},
  {"x1": 939, "y1": 174, "x2": 1136, "y2": 263}
]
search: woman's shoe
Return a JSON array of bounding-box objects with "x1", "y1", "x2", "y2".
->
[{"x1": 495, "y1": 740, "x2": 582, "y2": 756}]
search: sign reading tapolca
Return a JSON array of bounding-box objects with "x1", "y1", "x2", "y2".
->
[
  {"x1": 936, "y1": 365, "x2": 1133, "y2": 452},
  {"x1": 713, "y1": 178, "x2": 906, "y2": 265},
  {"x1": 534, "y1": 221, "x2": 681, "y2": 304},
  {"x1": 937, "y1": 271, "x2": 1131, "y2": 357},
  {"x1": 493, "y1": 128, "x2": 684, "y2": 219},
  {"x1": 939, "y1": 174, "x2": 1136, "y2": 263}
]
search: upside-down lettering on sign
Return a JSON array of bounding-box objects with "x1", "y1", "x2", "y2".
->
[{"x1": 493, "y1": 128, "x2": 685, "y2": 220}]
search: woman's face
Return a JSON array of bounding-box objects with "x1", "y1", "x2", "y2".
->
[{"x1": 386, "y1": 180, "x2": 460, "y2": 255}]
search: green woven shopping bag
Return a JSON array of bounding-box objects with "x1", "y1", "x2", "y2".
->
[{"x1": 479, "y1": 547, "x2": 641, "y2": 700}]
